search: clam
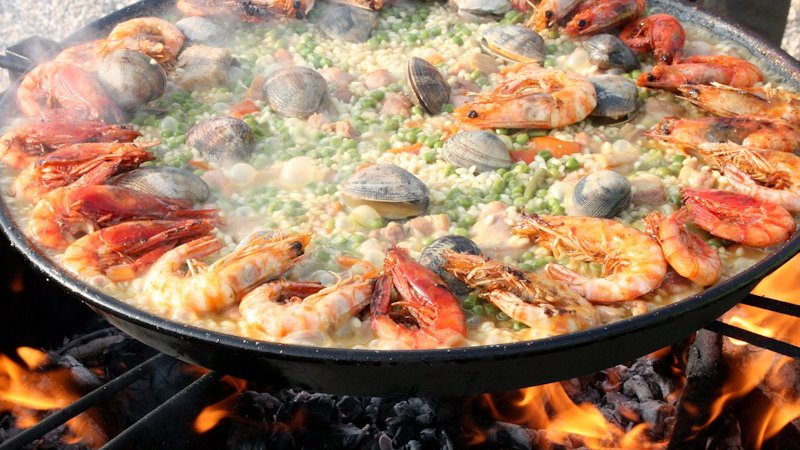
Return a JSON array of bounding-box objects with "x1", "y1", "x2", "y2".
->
[
  {"x1": 186, "y1": 116, "x2": 255, "y2": 165},
  {"x1": 449, "y1": 0, "x2": 510, "y2": 19},
  {"x1": 263, "y1": 66, "x2": 329, "y2": 118},
  {"x1": 320, "y1": 6, "x2": 378, "y2": 43},
  {"x1": 109, "y1": 166, "x2": 210, "y2": 204},
  {"x1": 589, "y1": 74, "x2": 639, "y2": 119},
  {"x1": 480, "y1": 25, "x2": 545, "y2": 64},
  {"x1": 406, "y1": 57, "x2": 449, "y2": 115},
  {"x1": 565, "y1": 170, "x2": 632, "y2": 218},
  {"x1": 420, "y1": 235, "x2": 482, "y2": 296},
  {"x1": 583, "y1": 34, "x2": 639, "y2": 72},
  {"x1": 175, "y1": 17, "x2": 225, "y2": 45},
  {"x1": 94, "y1": 49, "x2": 166, "y2": 111},
  {"x1": 341, "y1": 164, "x2": 429, "y2": 220},
  {"x1": 441, "y1": 130, "x2": 512, "y2": 173}
]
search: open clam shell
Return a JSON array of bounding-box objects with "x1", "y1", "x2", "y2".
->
[
  {"x1": 441, "y1": 130, "x2": 512, "y2": 173},
  {"x1": 95, "y1": 49, "x2": 166, "y2": 111},
  {"x1": 263, "y1": 66, "x2": 329, "y2": 118},
  {"x1": 480, "y1": 25, "x2": 545, "y2": 63},
  {"x1": 186, "y1": 116, "x2": 255, "y2": 165},
  {"x1": 406, "y1": 57, "x2": 449, "y2": 115},
  {"x1": 341, "y1": 164, "x2": 430, "y2": 220},
  {"x1": 109, "y1": 166, "x2": 210, "y2": 205}
]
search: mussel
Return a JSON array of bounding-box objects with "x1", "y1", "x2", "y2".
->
[
  {"x1": 589, "y1": 75, "x2": 639, "y2": 119},
  {"x1": 320, "y1": 6, "x2": 378, "y2": 43},
  {"x1": 406, "y1": 57, "x2": 449, "y2": 115},
  {"x1": 175, "y1": 17, "x2": 225, "y2": 45},
  {"x1": 263, "y1": 66, "x2": 329, "y2": 118},
  {"x1": 341, "y1": 164, "x2": 429, "y2": 220},
  {"x1": 186, "y1": 116, "x2": 255, "y2": 165},
  {"x1": 109, "y1": 166, "x2": 210, "y2": 205},
  {"x1": 480, "y1": 25, "x2": 545, "y2": 64},
  {"x1": 565, "y1": 170, "x2": 632, "y2": 218},
  {"x1": 441, "y1": 130, "x2": 512, "y2": 172},
  {"x1": 420, "y1": 235, "x2": 482, "y2": 296},
  {"x1": 583, "y1": 34, "x2": 639, "y2": 72},
  {"x1": 94, "y1": 50, "x2": 166, "y2": 111}
]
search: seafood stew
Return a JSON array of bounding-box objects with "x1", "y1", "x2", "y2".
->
[{"x1": 1, "y1": 0, "x2": 799, "y2": 354}]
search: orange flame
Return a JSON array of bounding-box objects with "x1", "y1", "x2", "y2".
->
[
  {"x1": 193, "y1": 375, "x2": 247, "y2": 433},
  {"x1": 0, "y1": 347, "x2": 106, "y2": 448}
]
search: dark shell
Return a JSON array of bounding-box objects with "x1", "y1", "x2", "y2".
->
[
  {"x1": 441, "y1": 130, "x2": 511, "y2": 172},
  {"x1": 420, "y1": 235, "x2": 482, "y2": 296},
  {"x1": 263, "y1": 66, "x2": 328, "y2": 118},
  {"x1": 584, "y1": 34, "x2": 640, "y2": 72},
  {"x1": 186, "y1": 116, "x2": 255, "y2": 165},
  {"x1": 175, "y1": 17, "x2": 225, "y2": 45},
  {"x1": 95, "y1": 50, "x2": 166, "y2": 111},
  {"x1": 589, "y1": 75, "x2": 639, "y2": 118},
  {"x1": 480, "y1": 25, "x2": 545, "y2": 63},
  {"x1": 406, "y1": 57, "x2": 449, "y2": 115},
  {"x1": 565, "y1": 170, "x2": 632, "y2": 218},
  {"x1": 320, "y1": 6, "x2": 378, "y2": 43},
  {"x1": 341, "y1": 164, "x2": 429, "y2": 219},
  {"x1": 109, "y1": 166, "x2": 210, "y2": 204}
]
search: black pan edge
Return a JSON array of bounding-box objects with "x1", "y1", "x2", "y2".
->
[{"x1": 1, "y1": 0, "x2": 799, "y2": 396}]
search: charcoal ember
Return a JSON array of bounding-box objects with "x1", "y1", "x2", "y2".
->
[
  {"x1": 296, "y1": 392, "x2": 338, "y2": 424},
  {"x1": 405, "y1": 439, "x2": 423, "y2": 450},
  {"x1": 366, "y1": 397, "x2": 397, "y2": 424},
  {"x1": 54, "y1": 354, "x2": 103, "y2": 389},
  {"x1": 101, "y1": 336, "x2": 159, "y2": 378},
  {"x1": 228, "y1": 426, "x2": 296, "y2": 450},
  {"x1": 236, "y1": 391, "x2": 285, "y2": 422},
  {"x1": 338, "y1": 395, "x2": 365, "y2": 423},
  {"x1": 623, "y1": 375, "x2": 656, "y2": 402},
  {"x1": 386, "y1": 415, "x2": 415, "y2": 445},
  {"x1": 640, "y1": 400, "x2": 675, "y2": 435},
  {"x1": 483, "y1": 421, "x2": 537, "y2": 450},
  {"x1": 63, "y1": 334, "x2": 125, "y2": 362}
]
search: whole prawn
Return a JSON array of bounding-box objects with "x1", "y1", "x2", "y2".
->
[
  {"x1": 63, "y1": 219, "x2": 215, "y2": 282},
  {"x1": 443, "y1": 252, "x2": 599, "y2": 337},
  {"x1": 454, "y1": 65, "x2": 596, "y2": 129},
  {"x1": 512, "y1": 215, "x2": 667, "y2": 303},
  {"x1": 564, "y1": 0, "x2": 645, "y2": 37},
  {"x1": 619, "y1": 13, "x2": 685, "y2": 64},
  {"x1": 239, "y1": 277, "x2": 374, "y2": 344},
  {"x1": 678, "y1": 83, "x2": 800, "y2": 124},
  {"x1": 646, "y1": 116, "x2": 800, "y2": 153},
  {"x1": 638, "y1": 55, "x2": 763, "y2": 92},
  {"x1": 682, "y1": 188, "x2": 795, "y2": 247},
  {"x1": 370, "y1": 247, "x2": 466, "y2": 349},
  {"x1": 16, "y1": 62, "x2": 124, "y2": 123},
  {"x1": 644, "y1": 210, "x2": 721, "y2": 287},
  {"x1": 525, "y1": 0, "x2": 585, "y2": 31},
  {"x1": 0, "y1": 120, "x2": 140, "y2": 170},
  {"x1": 13, "y1": 142, "x2": 155, "y2": 202},
  {"x1": 144, "y1": 232, "x2": 310, "y2": 315},
  {"x1": 103, "y1": 17, "x2": 185, "y2": 65}
]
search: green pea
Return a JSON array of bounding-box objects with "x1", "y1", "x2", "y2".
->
[
  {"x1": 361, "y1": 97, "x2": 377, "y2": 109},
  {"x1": 330, "y1": 136, "x2": 343, "y2": 147},
  {"x1": 630, "y1": 69, "x2": 642, "y2": 79},
  {"x1": 513, "y1": 163, "x2": 529, "y2": 174},
  {"x1": 470, "y1": 69, "x2": 482, "y2": 80},
  {"x1": 475, "y1": 76, "x2": 489, "y2": 87},
  {"x1": 387, "y1": 83, "x2": 402, "y2": 92},
  {"x1": 514, "y1": 132, "x2": 529, "y2": 145},
  {"x1": 491, "y1": 178, "x2": 506, "y2": 193},
  {"x1": 655, "y1": 166, "x2": 672, "y2": 178},
  {"x1": 444, "y1": 164, "x2": 456, "y2": 176},
  {"x1": 538, "y1": 150, "x2": 553, "y2": 161},
  {"x1": 442, "y1": 103, "x2": 454, "y2": 113},
  {"x1": 512, "y1": 320, "x2": 528, "y2": 331},
  {"x1": 672, "y1": 154, "x2": 687, "y2": 163},
  {"x1": 423, "y1": 152, "x2": 437, "y2": 164},
  {"x1": 452, "y1": 35, "x2": 464, "y2": 45},
  {"x1": 370, "y1": 90, "x2": 385, "y2": 101},
  {"x1": 471, "y1": 304, "x2": 486, "y2": 316},
  {"x1": 320, "y1": 57, "x2": 333, "y2": 67},
  {"x1": 411, "y1": 105, "x2": 424, "y2": 116},
  {"x1": 543, "y1": 57, "x2": 556, "y2": 68},
  {"x1": 536, "y1": 188, "x2": 548, "y2": 198},
  {"x1": 457, "y1": 197, "x2": 472, "y2": 208},
  {"x1": 565, "y1": 157, "x2": 580, "y2": 171},
  {"x1": 463, "y1": 292, "x2": 479, "y2": 309},
  {"x1": 551, "y1": 204, "x2": 565, "y2": 215},
  {"x1": 545, "y1": 43, "x2": 558, "y2": 54},
  {"x1": 548, "y1": 167, "x2": 562, "y2": 178},
  {"x1": 369, "y1": 217, "x2": 385, "y2": 229},
  {"x1": 367, "y1": 39, "x2": 380, "y2": 50},
  {"x1": 669, "y1": 162, "x2": 683, "y2": 175},
  {"x1": 453, "y1": 227, "x2": 469, "y2": 237}
]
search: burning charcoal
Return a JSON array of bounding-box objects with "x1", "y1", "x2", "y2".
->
[
  {"x1": 331, "y1": 423, "x2": 370, "y2": 448},
  {"x1": 301, "y1": 392, "x2": 338, "y2": 424},
  {"x1": 623, "y1": 375, "x2": 655, "y2": 402},
  {"x1": 394, "y1": 400, "x2": 415, "y2": 418},
  {"x1": 337, "y1": 395, "x2": 365, "y2": 423},
  {"x1": 63, "y1": 334, "x2": 125, "y2": 361},
  {"x1": 418, "y1": 427, "x2": 436, "y2": 442},
  {"x1": 406, "y1": 439, "x2": 423, "y2": 450},
  {"x1": 640, "y1": 399, "x2": 675, "y2": 435},
  {"x1": 55, "y1": 354, "x2": 103, "y2": 389},
  {"x1": 483, "y1": 421, "x2": 537, "y2": 450}
]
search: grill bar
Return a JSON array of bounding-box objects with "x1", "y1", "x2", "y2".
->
[
  {"x1": 99, "y1": 370, "x2": 224, "y2": 450},
  {"x1": 740, "y1": 294, "x2": 800, "y2": 317},
  {"x1": 704, "y1": 320, "x2": 800, "y2": 359},
  {"x1": 0, "y1": 353, "x2": 171, "y2": 450}
]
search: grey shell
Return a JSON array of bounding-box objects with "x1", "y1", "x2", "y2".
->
[
  {"x1": 449, "y1": 0, "x2": 510, "y2": 17},
  {"x1": 441, "y1": 130, "x2": 512, "y2": 173},
  {"x1": 589, "y1": 74, "x2": 639, "y2": 118},
  {"x1": 565, "y1": 170, "x2": 632, "y2": 218},
  {"x1": 320, "y1": 6, "x2": 378, "y2": 43},
  {"x1": 109, "y1": 166, "x2": 210, "y2": 205},
  {"x1": 406, "y1": 57, "x2": 449, "y2": 115},
  {"x1": 186, "y1": 116, "x2": 255, "y2": 165},
  {"x1": 263, "y1": 66, "x2": 329, "y2": 118},
  {"x1": 175, "y1": 17, "x2": 226, "y2": 45},
  {"x1": 480, "y1": 25, "x2": 545, "y2": 63},
  {"x1": 94, "y1": 50, "x2": 166, "y2": 111},
  {"x1": 420, "y1": 235, "x2": 482, "y2": 296},
  {"x1": 341, "y1": 164, "x2": 430, "y2": 220},
  {"x1": 584, "y1": 34, "x2": 640, "y2": 72}
]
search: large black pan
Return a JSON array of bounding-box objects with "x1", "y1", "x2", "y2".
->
[{"x1": 1, "y1": 0, "x2": 798, "y2": 397}]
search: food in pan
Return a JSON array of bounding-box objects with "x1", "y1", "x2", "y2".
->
[{"x1": 1, "y1": 0, "x2": 798, "y2": 350}]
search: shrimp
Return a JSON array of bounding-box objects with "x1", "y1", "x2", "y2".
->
[
  {"x1": 16, "y1": 62, "x2": 124, "y2": 123},
  {"x1": 13, "y1": 142, "x2": 155, "y2": 202},
  {"x1": 694, "y1": 143, "x2": 800, "y2": 212},
  {"x1": 28, "y1": 181, "x2": 218, "y2": 251},
  {"x1": 525, "y1": 0, "x2": 585, "y2": 31},
  {"x1": 564, "y1": 0, "x2": 645, "y2": 37},
  {"x1": 370, "y1": 247, "x2": 466, "y2": 349},
  {"x1": 678, "y1": 83, "x2": 800, "y2": 124},
  {"x1": 454, "y1": 65, "x2": 596, "y2": 129},
  {"x1": 644, "y1": 210, "x2": 721, "y2": 286},
  {"x1": 638, "y1": 56, "x2": 763, "y2": 92},
  {"x1": 442, "y1": 252, "x2": 599, "y2": 336},
  {"x1": 329, "y1": 0, "x2": 383, "y2": 11},
  {"x1": 63, "y1": 219, "x2": 214, "y2": 282},
  {"x1": 54, "y1": 40, "x2": 108, "y2": 70},
  {"x1": 0, "y1": 120, "x2": 140, "y2": 170},
  {"x1": 247, "y1": 0, "x2": 316, "y2": 19},
  {"x1": 512, "y1": 215, "x2": 667, "y2": 303},
  {"x1": 143, "y1": 232, "x2": 309, "y2": 315},
  {"x1": 104, "y1": 18, "x2": 185, "y2": 65},
  {"x1": 239, "y1": 278, "x2": 374, "y2": 343},
  {"x1": 682, "y1": 188, "x2": 795, "y2": 247},
  {"x1": 619, "y1": 13, "x2": 685, "y2": 64},
  {"x1": 645, "y1": 116, "x2": 800, "y2": 153}
]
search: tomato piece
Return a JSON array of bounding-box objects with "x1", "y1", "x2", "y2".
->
[{"x1": 510, "y1": 136, "x2": 582, "y2": 163}]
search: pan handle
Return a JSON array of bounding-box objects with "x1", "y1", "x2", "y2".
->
[
  {"x1": 0, "y1": 54, "x2": 32, "y2": 73},
  {"x1": 0, "y1": 36, "x2": 60, "y2": 78}
]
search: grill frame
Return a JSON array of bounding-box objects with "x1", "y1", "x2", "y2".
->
[{"x1": 1, "y1": 0, "x2": 799, "y2": 397}]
